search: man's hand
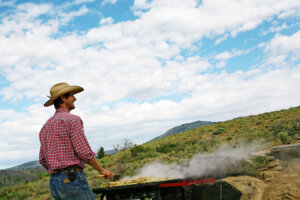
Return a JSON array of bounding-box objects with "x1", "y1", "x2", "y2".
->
[
  {"x1": 88, "y1": 157, "x2": 114, "y2": 179},
  {"x1": 100, "y1": 168, "x2": 114, "y2": 179}
]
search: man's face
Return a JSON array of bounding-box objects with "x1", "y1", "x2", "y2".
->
[{"x1": 62, "y1": 93, "x2": 76, "y2": 111}]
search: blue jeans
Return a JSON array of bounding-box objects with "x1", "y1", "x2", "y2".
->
[{"x1": 49, "y1": 171, "x2": 95, "y2": 200}]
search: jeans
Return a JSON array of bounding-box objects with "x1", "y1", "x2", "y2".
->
[{"x1": 49, "y1": 171, "x2": 95, "y2": 200}]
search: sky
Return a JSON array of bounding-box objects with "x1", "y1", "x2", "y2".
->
[{"x1": 0, "y1": 0, "x2": 299, "y2": 169}]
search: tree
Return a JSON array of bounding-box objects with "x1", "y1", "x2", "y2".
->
[
  {"x1": 113, "y1": 138, "x2": 135, "y2": 152},
  {"x1": 121, "y1": 138, "x2": 134, "y2": 150},
  {"x1": 97, "y1": 147, "x2": 105, "y2": 159},
  {"x1": 113, "y1": 143, "x2": 121, "y2": 153}
]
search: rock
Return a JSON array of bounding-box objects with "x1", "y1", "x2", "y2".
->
[
  {"x1": 267, "y1": 159, "x2": 281, "y2": 169},
  {"x1": 222, "y1": 176, "x2": 266, "y2": 200},
  {"x1": 259, "y1": 159, "x2": 282, "y2": 173},
  {"x1": 266, "y1": 156, "x2": 275, "y2": 162},
  {"x1": 272, "y1": 165, "x2": 282, "y2": 171},
  {"x1": 251, "y1": 149, "x2": 270, "y2": 157},
  {"x1": 261, "y1": 171, "x2": 280, "y2": 182},
  {"x1": 263, "y1": 159, "x2": 300, "y2": 200}
]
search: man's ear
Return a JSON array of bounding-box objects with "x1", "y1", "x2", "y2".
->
[{"x1": 61, "y1": 95, "x2": 66, "y2": 102}]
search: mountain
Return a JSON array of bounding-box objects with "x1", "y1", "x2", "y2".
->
[
  {"x1": 0, "y1": 161, "x2": 45, "y2": 188},
  {"x1": 5, "y1": 160, "x2": 42, "y2": 171},
  {"x1": 105, "y1": 149, "x2": 116, "y2": 154},
  {"x1": 149, "y1": 120, "x2": 215, "y2": 142}
]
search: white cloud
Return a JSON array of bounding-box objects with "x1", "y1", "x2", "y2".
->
[
  {"x1": 132, "y1": 0, "x2": 152, "y2": 10},
  {"x1": 0, "y1": 3, "x2": 54, "y2": 37},
  {"x1": 262, "y1": 22, "x2": 289, "y2": 35},
  {"x1": 215, "y1": 51, "x2": 243, "y2": 60},
  {"x1": 215, "y1": 34, "x2": 229, "y2": 45},
  {"x1": 59, "y1": 5, "x2": 89, "y2": 24},
  {"x1": 0, "y1": 0, "x2": 16, "y2": 7},
  {"x1": 100, "y1": 17, "x2": 114, "y2": 25},
  {"x1": 265, "y1": 30, "x2": 300, "y2": 65},
  {"x1": 101, "y1": 0, "x2": 118, "y2": 6},
  {"x1": 75, "y1": 0, "x2": 95, "y2": 5},
  {"x1": 216, "y1": 60, "x2": 226, "y2": 68}
]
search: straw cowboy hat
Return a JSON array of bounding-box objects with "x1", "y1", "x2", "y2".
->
[{"x1": 44, "y1": 82, "x2": 84, "y2": 107}]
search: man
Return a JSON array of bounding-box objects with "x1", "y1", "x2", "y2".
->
[{"x1": 39, "y1": 82, "x2": 114, "y2": 200}]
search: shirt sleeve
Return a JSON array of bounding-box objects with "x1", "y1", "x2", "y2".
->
[
  {"x1": 69, "y1": 117, "x2": 95, "y2": 163},
  {"x1": 39, "y1": 144, "x2": 48, "y2": 169}
]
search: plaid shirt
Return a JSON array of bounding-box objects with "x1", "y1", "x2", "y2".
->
[{"x1": 39, "y1": 108, "x2": 95, "y2": 174}]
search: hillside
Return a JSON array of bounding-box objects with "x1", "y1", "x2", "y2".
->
[
  {"x1": 0, "y1": 106, "x2": 299, "y2": 199},
  {"x1": 0, "y1": 161, "x2": 45, "y2": 189},
  {"x1": 148, "y1": 120, "x2": 215, "y2": 142},
  {"x1": 4, "y1": 161, "x2": 42, "y2": 171},
  {"x1": 0, "y1": 169, "x2": 46, "y2": 188}
]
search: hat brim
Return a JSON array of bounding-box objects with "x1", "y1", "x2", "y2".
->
[{"x1": 44, "y1": 86, "x2": 83, "y2": 107}]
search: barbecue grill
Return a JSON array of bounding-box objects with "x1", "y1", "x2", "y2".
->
[{"x1": 93, "y1": 177, "x2": 242, "y2": 200}]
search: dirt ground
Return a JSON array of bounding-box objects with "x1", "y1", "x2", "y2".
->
[
  {"x1": 222, "y1": 157, "x2": 300, "y2": 200},
  {"x1": 262, "y1": 158, "x2": 300, "y2": 200}
]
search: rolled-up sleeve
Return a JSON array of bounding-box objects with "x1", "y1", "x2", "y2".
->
[{"x1": 69, "y1": 118, "x2": 95, "y2": 163}]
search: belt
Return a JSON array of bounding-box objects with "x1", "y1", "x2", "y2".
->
[{"x1": 54, "y1": 166, "x2": 83, "y2": 174}]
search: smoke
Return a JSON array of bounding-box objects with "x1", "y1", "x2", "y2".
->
[{"x1": 134, "y1": 143, "x2": 262, "y2": 179}]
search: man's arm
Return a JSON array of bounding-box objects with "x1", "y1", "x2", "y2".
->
[
  {"x1": 39, "y1": 148, "x2": 48, "y2": 170},
  {"x1": 88, "y1": 157, "x2": 114, "y2": 178},
  {"x1": 69, "y1": 118, "x2": 96, "y2": 163},
  {"x1": 69, "y1": 118, "x2": 114, "y2": 178}
]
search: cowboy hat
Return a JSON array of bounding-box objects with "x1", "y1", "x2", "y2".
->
[{"x1": 44, "y1": 82, "x2": 84, "y2": 107}]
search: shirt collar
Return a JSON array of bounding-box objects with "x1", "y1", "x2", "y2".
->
[{"x1": 55, "y1": 107, "x2": 69, "y2": 114}]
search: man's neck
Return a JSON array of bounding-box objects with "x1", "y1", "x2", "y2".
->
[{"x1": 59, "y1": 105, "x2": 70, "y2": 112}]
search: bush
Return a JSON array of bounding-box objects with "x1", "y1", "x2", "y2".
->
[
  {"x1": 256, "y1": 121, "x2": 262, "y2": 125},
  {"x1": 289, "y1": 119, "x2": 300, "y2": 137},
  {"x1": 252, "y1": 156, "x2": 267, "y2": 168},
  {"x1": 278, "y1": 131, "x2": 292, "y2": 144},
  {"x1": 198, "y1": 138, "x2": 219, "y2": 153},
  {"x1": 130, "y1": 145, "x2": 148, "y2": 157},
  {"x1": 156, "y1": 143, "x2": 182, "y2": 153},
  {"x1": 213, "y1": 127, "x2": 225, "y2": 135},
  {"x1": 226, "y1": 136, "x2": 233, "y2": 141},
  {"x1": 270, "y1": 120, "x2": 288, "y2": 136}
]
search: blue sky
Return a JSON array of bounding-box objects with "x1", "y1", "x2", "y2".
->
[{"x1": 0, "y1": 0, "x2": 300, "y2": 169}]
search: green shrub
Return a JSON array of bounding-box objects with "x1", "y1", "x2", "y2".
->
[
  {"x1": 270, "y1": 119, "x2": 300, "y2": 141},
  {"x1": 256, "y1": 121, "x2": 262, "y2": 125},
  {"x1": 289, "y1": 119, "x2": 300, "y2": 137},
  {"x1": 213, "y1": 127, "x2": 225, "y2": 135},
  {"x1": 156, "y1": 143, "x2": 182, "y2": 153},
  {"x1": 244, "y1": 166, "x2": 261, "y2": 178},
  {"x1": 130, "y1": 145, "x2": 148, "y2": 157},
  {"x1": 270, "y1": 120, "x2": 287, "y2": 135},
  {"x1": 278, "y1": 131, "x2": 292, "y2": 144},
  {"x1": 198, "y1": 138, "x2": 219, "y2": 153},
  {"x1": 226, "y1": 136, "x2": 232, "y2": 141},
  {"x1": 252, "y1": 156, "x2": 267, "y2": 168}
]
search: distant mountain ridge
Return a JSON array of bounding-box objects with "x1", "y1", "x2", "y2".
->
[
  {"x1": 4, "y1": 160, "x2": 42, "y2": 171},
  {"x1": 149, "y1": 120, "x2": 215, "y2": 142}
]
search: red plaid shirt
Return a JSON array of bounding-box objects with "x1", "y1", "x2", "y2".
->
[{"x1": 39, "y1": 108, "x2": 95, "y2": 174}]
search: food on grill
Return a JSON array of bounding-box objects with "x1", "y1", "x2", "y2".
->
[{"x1": 101, "y1": 176, "x2": 171, "y2": 188}]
